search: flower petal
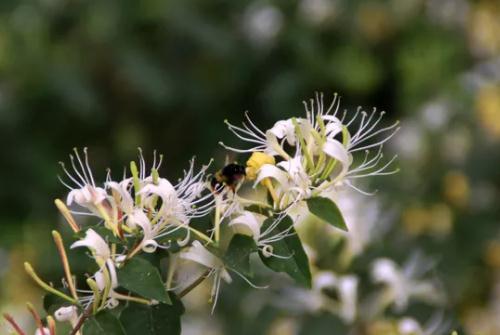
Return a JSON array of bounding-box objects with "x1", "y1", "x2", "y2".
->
[
  {"x1": 254, "y1": 164, "x2": 289, "y2": 188},
  {"x1": 323, "y1": 139, "x2": 351, "y2": 179},
  {"x1": 70, "y1": 229, "x2": 110, "y2": 261},
  {"x1": 180, "y1": 241, "x2": 223, "y2": 270}
]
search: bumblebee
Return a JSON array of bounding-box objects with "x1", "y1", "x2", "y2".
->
[{"x1": 211, "y1": 163, "x2": 246, "y2": 192}]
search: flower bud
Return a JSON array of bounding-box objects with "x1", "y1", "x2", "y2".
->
[
  {"x1": 35, "y1": 327, "x2": 51, "y2": 335},
  {"x1": 54, "y1": 306, "x2": 77, "y2": 322}
]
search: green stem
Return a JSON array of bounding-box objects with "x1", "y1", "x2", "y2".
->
[{"x1": 24, "y1": 262, "x2": 78, "y2": 305}]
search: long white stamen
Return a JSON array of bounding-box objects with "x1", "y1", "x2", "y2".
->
[
  {"x1": 59, "y1": 162, "x2": 84, "y2": 188},
  {"x1": 73, "y1": 149, "x2": 91, "y2": 185},
  {"x1": 83, "y1": 148, "x2": 96, "y2": 187},
  {"x1": 349, "y1": 125, "x2": 400, "y2": 152},
  {"x1": 244, "y1": 112, "x2": 266, "y2": 136},
  {"x1": 69, "y1": 154, "x2": 89, "y2": 186}
]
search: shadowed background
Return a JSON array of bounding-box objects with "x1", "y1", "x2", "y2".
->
[{"x1": 0, "y1": 0, "x2": 499, "y2": 334}]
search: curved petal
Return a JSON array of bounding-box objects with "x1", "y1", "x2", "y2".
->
[
  {"x1": 71, "y1": 229, "x2": 110, "y2": 261},
  {"x1": 180, "y1": 240, "x2": 223, "y2": 269},
  {"x1": 139, "y1": 178, "x2": 177, "y2": 201},
  {"x1": 229, "y1": 211, "x2": 263, "y2": 241},
  {"x1": 254, "y1": 164, "x2": 289, "y2": 189},
  {"x1": 106, "y1": 178, "x2": 134, "y2": 213},
  {"x1": 269, "y1": 119, "x2": 296, "y2": 145},
  {"x1": 323, "y1": 139, "x2": 351, "y2": 180}
]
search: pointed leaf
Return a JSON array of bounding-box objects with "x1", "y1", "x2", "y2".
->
[
  {"x1": 118, "y1": 257, "x2": 171, "y2": 304},
  {"x1": 83, "y1": 310, "x2": 125, "y2": 335},
  {"x1": 224, "y1": 234, "x2": 257, "y2": 277},
  {"x1": 307, "y1": 197, "x2": 347, "y2": 231},
  {"x1": 120, "y1": 293, "x2": 185, "y2": 335},
  {"x1": 259, "y1": 216, "x2": 311, "y2": 288}
]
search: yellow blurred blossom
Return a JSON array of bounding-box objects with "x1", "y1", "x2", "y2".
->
[
  {"x1": 266, "y1": 317, "x2": 297, "y2": 335},
  {"x1": 468, "y1": 1, "x2": 500, "y2": 57},
  {"x1": 403, "y1": 203, "x2": 453, "y2": 237},
  {"x1": 356, "y1": 3, "x2": 393, "y2": 43},
  {"x1": 366, "y1": 320, "x2": 398, "y2": 335},
  {"x1": 484, "y1": 240, "x2": 500, "y2": 269},
  {"x1": 443, "y1": 171, "x2": 470, "y2": 208},
  {"x1": 476, "y1": 85, "x2": 500, "y2": 139}
]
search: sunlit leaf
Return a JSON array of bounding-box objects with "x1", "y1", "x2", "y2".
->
[{"x1": 307, "y1": 197, "x2": 347, "y2": 231}]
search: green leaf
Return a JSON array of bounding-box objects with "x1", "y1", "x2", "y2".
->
[
  {"x1": 120, "y1": 293, "x2": 185, "y2": 335},
  {"x1": 83, "y1": 310, "x2": 125, "y2": 335},
  {"x1": 224, "y1": 234, "x2": 257, "y2": 277},
  {"x1": 259, "y1": 216, "x2": 311, "y2": 288},
  {"x1": 118, "y1": 257, "x2": 171, "y2": 304},
  {"x1": 306, "y1": 197, "x2": 348, "y2": 231}
]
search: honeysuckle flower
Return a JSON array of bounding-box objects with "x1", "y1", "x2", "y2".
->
[
  {"x1": 323, "y1": 188, "x2": 386, "y2": 258},
  {"x1": 126, "y1": 208, "x2": 161, "y2": 253},
  {"x1": 71, "y1": 229, "x2": 120, "y2": 309},
  {"x1": 371, "y1": 256, "x2": 445, "y2": 312},
  {"x1": 274, "y1": 271, "x2": 358, "y2": 323},
  {"x1": 180, "y1": 241, "x2": 232, "y2": 312},
  {"x1": 228, "y1": 211, "x2": 296, "y2": 258},
  {"x1": 254, "y1": 153, "x2": 312, "y2": 211},
  {"x1": 106, "y1": 177, "x2": 134, "y2": 217},
  {"x1": 58, "y1": 148, "x2": 107, "y2": 214},
  {"x1": 314, "y1": 272, "x2": 358, "y2": 323},
  {"x1": 138, "y1": 160, "x2": 214, "y2": 228},
  {"x1": 222, "y1": 92, "x2": 400, "y2": 197},
  {"x1": 71, "y1": 229, "x2": 111, "y2": 263}
]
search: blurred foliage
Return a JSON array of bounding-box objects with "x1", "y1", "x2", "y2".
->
[{"x1": 0, "y1": 0, "x2": 499, "y2": 334}]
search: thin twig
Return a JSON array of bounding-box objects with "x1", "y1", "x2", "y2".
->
[
  {"x1": 179, "y1": 270, "x2": 211, "y2": 298},
  {"x1": 69, "y1": 305, "x2": 93, "y2": 335}
]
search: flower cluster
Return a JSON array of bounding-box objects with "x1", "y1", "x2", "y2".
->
[
  {"x1": 221, "y1": 92, "x2": 399, "y2": 218},
  {"x1": 6, "y1": 93, "x2": 407, "y2": 335}
]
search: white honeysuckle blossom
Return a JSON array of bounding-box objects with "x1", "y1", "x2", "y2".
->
[
  {"x1": 58, "y1": 148, "x2": 108, "y2": 215},
  {"x1": 256, "y1": 154, "x2": 312, "y2": 204},
  {"x1": 274, "y1": 271, "x2": 359, "y2": 323},
  {"x1": 228, "y1": 211, "x2": 296, "y2": 258},
  {"x1": 180, "y1": 241, "x2": 232, "y2": 313},
  {"x1": 104, "y1": 149, "x2": 163, "y2": 218},
  {"x1": 138, "y1": 160, "x2": 214, "y2": 228},
  {"x1": 179, "y1": 240, "x2": 267, "y2": 313},
  {"x1": 314, "y1": 272, "x2": 359, "y2": 323},
  {"x1": 222, "y1": 92, "x2": 399, "y2": 198},
  {"x1": 106, "y1": 177, "x2": 134, "y2": 217},
  {"x1": 71, "y1": 229, "x2": 112, "y2": 262},
  {"x1": 70, "y1": 229, "x2": 120, "y2": 309},
  {"x1": 126, "y1": 208, "x2": 161, "y2": 253},
  {"x1": 322, "y1": 188, "x2": 386, "y2": 257},
  {"x1": 371, "y1": 256, "x2": 445, "y2": 312}
]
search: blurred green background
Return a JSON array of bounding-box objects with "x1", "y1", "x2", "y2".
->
[{"x1": 0, "y1": 0, "x2": 499, "y2": 334}]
